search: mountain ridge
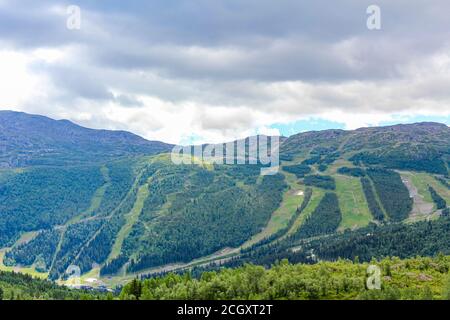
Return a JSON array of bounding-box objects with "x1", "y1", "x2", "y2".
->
[
  {"x1": 2, "y1": 109, "x2": 449, "y2": 149},
  {"x1": 0, "y1": 110, "x2": 174, "y2": 167}
]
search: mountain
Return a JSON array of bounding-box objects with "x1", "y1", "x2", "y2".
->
[
  {"x1": 0, "y1": 112, "x2": 449, "y2": 288},
  {"x1": 0, "y1": 110, "x2": 173, "y2": 167},
  {"x1": 281, "y1": 122, "x2": 450, "y2": 174}
]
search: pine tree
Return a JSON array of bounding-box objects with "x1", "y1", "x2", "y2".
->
[{"x1": 129, "y1": 278, "x2": 142, "y2": 300}]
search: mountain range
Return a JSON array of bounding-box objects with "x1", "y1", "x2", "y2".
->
[
  {"x1": 0, "y1": 110, "x2": 449, "y2": 288},
  {"x1": 0, "y1": 110, "x2": 173, "y2": 168}
]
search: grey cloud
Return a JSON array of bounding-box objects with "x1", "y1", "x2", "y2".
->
[
  {"x1": 114, "y1": 94, "x2": 143, "y2": 107},
  {"x1": 36, "y1": 64, "x2": 114, "y2": 101},
  {"x1": 3, "y1": 0, "x2": 450, "y2": 82},
  {"x1": 0, "y1": 1, "x2": 85, "y2": 48},
  {"x1": 197, "y1": 107, "x2": 256, "y2": 131},
  {"x1": 1, "y1": 0, "x2": 450, "y2": 141}
]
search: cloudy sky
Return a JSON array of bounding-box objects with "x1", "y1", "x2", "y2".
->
[{"x1": 1, "y1": 0, "x2": 450, "y2": 144}]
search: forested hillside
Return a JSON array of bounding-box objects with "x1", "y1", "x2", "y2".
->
[
  {"x1": 1, "y1": 156, "x2": 287, "y2": 280},
  {"x1": 0, "y1": 166, "x2": 104, "y2": 246},
  {"x1": 3, "y1": 255, "x2": 450, "y2": 300},
  {"x1": 0, "y1": 113, "x2": 449, "y2": 289},
  {"x1": 223, "y1": 216, "x2": 450, "y2": 270},
  {"x1": 120, "y1": 256, "x2": 450, "y2": 300},
  {"x1": 0, "y1": 271, "x2": 108, "y2": 300},
  {"x1": 281, "y1": 122, "x2": 450, "y2": 176}
]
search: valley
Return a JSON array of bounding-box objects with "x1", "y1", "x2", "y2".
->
[{"x1": 0, "y1": 112, "x2": 449, "y2": 293}]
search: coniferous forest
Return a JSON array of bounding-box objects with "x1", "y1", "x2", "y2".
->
[{"x1": 0, "y1": 112, "x2": 449, "y2": 301}]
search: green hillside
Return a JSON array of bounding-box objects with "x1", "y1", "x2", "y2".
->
[
  {"x1": 119, "y1": 255, "x2": 450, "y2": 300},
  {"x1": 0, "y1": 270, "x2": 108, "y2": 300},
  {"x1": 0, "y1": 113, "x2": 449, "y2": 290},
  {"x1": 2, "y1": 254, "x2": 450, "y2": 300}
]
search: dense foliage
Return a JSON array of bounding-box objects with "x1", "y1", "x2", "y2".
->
[
  {"x1": 95, "y1": 161, "x2": 136, "y2": 217},
  {"x1": 0, "y1": 166, "x2": 104, "y2": 246},
  {"x1": 350, "y1": 151, "x2": 448, "y2": 175},
  {"x1": 242, "y1": 188, "x2": 313, "y2": 252},
  {"x1": 4, "y1": 230, "x2": 61, "y2": 272},
  {"x1": 126, "y1": 164, "x2": 286, "y2": 272},
  {"x1": 307, "y1": 218, "x2": 450, "y2": 262},
  {"x1": 100, "y1": 254, "x2": 129, "y2": 276},
  {"x1": 49, "y1": 219, "x2": 104, "y2": 279},
  {"x1": 293, "y1": 192, "x2": 342, "y2": 239},
  {"x1": 0, "y1": 271, "x2": 108, "y2": 300},
  {"x1": 301, "y1": 156, "x2": 321, "y2": 165},
  {"x1": 208, "y1": 216, "x2": 450, "y2": 274},
  {"x1": 366, "y1": 169, "x2": 412, "y2": 221},
  {"x1": 303, "y1": 175, "x2": 336, "y2": 190},
  {"x1": 1, "y1": 119, "x2": 449, "y2": 284},
  {"x1": 74, "y1": 215, "x2": 128, "y2": 277},
  {"x1": 360, "y1": 177, "x2": 385, "y2": 221},
  {"x1": 121, "y1": 256, "x2": 450, "y2": 300},
  {"x1": 300, "y1": 151, "x2": 340, "y2": 169},
  {"x1": 337, "y1": 167, "x2": 366, "y2": 177},
  {"x1": 429, "y1": 186, "x2": 447, "y2": 210},
  {"x1": 3, "y1": 160, "x2": 138, "y2": 280},
  {"x1": 282, "y1": 164, "x2": 311, "y2": 178}
]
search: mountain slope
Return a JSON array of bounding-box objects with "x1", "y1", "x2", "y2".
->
[
  {"x1": 119, "y1": 255, "x2": 450, "y2": 300},
  {"x1": 0, "y1": 110, "x2": 173, "y2": 167},
  {"x1": 281, "y1": 122, "x2": 450, "y2": 174},
  {"x1": 0, "y1": 114, "x2": 449, "y2": 284}
]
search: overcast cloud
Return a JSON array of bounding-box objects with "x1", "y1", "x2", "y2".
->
[{"x1": 0, "y1": 0, "x2": 449, "y2": 144}]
